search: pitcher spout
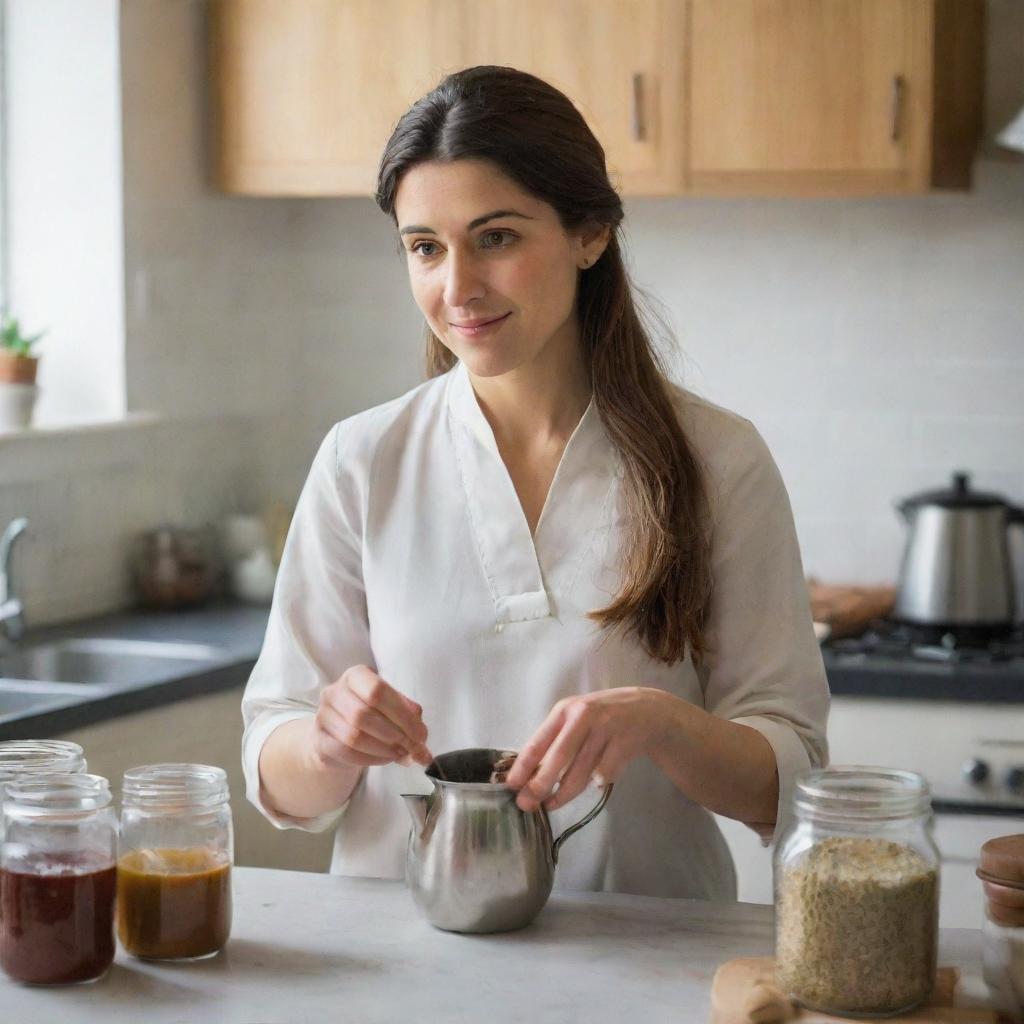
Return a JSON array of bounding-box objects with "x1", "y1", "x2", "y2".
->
[{"x1": 401, "y1": 793, "x2": 429, "y2": 836}]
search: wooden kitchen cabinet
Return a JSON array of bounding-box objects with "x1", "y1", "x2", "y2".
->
[
  {"x1": 211, "y1": 0, "x2": 472, "y2": 195},
  {"x1": 467, "y1": 1, "x2": 687, "y2": 194},
  {"x1": 211, "y1": 0, "x2": 683, "y2": 196},
  {"x1": 687, "y1": 0, "x2": 985, "y2": 194},
  {"x1": 211, "y1": 0, "x2": 984, "y2": 197}
]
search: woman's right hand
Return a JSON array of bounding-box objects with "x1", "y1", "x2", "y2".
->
[{"x1": 310, "y1": 665, "x2": 433, "y2": 769}]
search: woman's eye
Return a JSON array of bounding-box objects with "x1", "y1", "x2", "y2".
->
[
  {"x1": 480, "y1": 230, "x2": 515, "y2": 249},
  {"x1": 410, "y1": 241, "x2": 440, "y2": 257}
]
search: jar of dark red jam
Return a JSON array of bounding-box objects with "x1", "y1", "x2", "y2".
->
[
  {"x1": 118, "y1": 764, "x2": 232, "y2": 960},
  {"x1": 0, "y1": 773, "x2": 117, "y2": 985}
]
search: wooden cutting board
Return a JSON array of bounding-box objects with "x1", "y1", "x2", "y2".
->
[{"x1": 710, "y1": 958, "x2": 997, "y2": 1024}]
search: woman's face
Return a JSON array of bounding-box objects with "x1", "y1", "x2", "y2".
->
[{"x1": 394, "y1": 159, "x2": 606, "y2": 379}]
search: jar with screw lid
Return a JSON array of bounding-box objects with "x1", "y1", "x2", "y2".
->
[
  {"x1": 117, "y1": 763, "x2": 232, "y2": 960},
  {"x1": 977, "y1": 833, "x2": 1024, "y2": 1021},
  {"x1": 0, "y1": 773, "x2": 117, "y2": 985},
  {"x1": 774, "y1": 766, "x2": 940, "y2": 1017}
]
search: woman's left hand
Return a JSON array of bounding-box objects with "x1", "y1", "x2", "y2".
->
[{"x1": 503, "y1": 687, "x2": 683, "y2": 813}]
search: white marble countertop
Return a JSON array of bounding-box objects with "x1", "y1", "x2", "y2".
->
[{"x1": 0, "y1": 867, "x2": 986, "y2": 1024}]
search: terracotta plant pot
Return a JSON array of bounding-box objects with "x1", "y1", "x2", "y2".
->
[{"x1": 0, "y1": 351, "x2": 38, "y2": 385}]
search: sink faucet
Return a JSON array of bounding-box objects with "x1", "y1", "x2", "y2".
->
[{"x1": 0, "y1": 517, "x2": 28, "y2": 643}]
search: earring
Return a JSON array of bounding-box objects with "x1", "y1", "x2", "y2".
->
[{"x1": 582, "y1": 257, "x2": 592, "y2": 268}]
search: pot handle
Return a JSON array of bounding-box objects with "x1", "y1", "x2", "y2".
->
[
  {"x1": 551, "y1": 784, "x2": 613, "y2": 866},
  {"x1": 893, "y1": 498, "x2": 912, "y2": 522}
]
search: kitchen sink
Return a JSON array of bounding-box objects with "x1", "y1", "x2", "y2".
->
[
  {"x1": 0, "y1": 638, "x2": 228, "y2": 688},
  {"x1": 0, "y1": 686, "x2": 88, "y2": 720}
]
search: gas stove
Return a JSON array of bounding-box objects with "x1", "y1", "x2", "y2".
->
[
  {"x1": 824, "y1": 619, "x2": 1024, "y2": 819},
  {"x1": 828, "y1": 620, "x2": 1024, "y2": 663},
  {"x1": 822, "y1": 620, "x2": 1024, "y2": 703}
]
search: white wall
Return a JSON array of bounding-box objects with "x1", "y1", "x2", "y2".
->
[{"x1": 1, "y1": 0, "x2": 1021, "y2": 628}]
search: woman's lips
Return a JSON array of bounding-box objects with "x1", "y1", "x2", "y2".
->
[{"x1": 449, "y1": 313, "x2": 511, "y2": 338}]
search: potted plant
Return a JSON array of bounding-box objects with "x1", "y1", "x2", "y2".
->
[{"x1": 0, "y1": 315, "x2": 44, "y2": 431}]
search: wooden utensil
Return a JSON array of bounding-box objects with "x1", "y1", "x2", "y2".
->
[{"x1": 710, "y1": 958, "x2": 997, "y2": 1024}]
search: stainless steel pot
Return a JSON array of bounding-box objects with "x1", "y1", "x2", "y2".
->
[
  {"x1": 401, "y1": 747, "x2": 612, "y2": 934},
  {"x1": 893, "y1": 472, "x2": 1021, "y2": 633}
]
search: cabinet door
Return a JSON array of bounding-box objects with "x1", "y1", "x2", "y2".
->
[
  {"x1": 212, "y1": 0, "x2": 470, "y2": 195},
  {"x1": 468, "y1": 0, "x2": 686, "y2": 195},
  {"x1": 688, "y1": 0, "x2": 931, "y2": 194}
]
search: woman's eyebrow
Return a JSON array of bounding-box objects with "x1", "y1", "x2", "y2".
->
[{"x1": 399, "y1": 209, "x2": 534, "y2": 236}]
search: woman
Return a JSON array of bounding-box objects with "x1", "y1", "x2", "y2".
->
[{"x1": 242, "y1": 66, "x2": 828, "y2": 900}]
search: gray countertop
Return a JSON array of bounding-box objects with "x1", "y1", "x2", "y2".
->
[
  {"x1": 0, "y1": 867, "x2": 989, "y2": 1024},
  {"x1": 0, "y1": 604, "x2": 270, "y2": 739}
]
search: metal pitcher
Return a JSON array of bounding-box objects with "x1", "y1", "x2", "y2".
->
[{"x1": 401, "y1": 747, "x2": 612, "y2": 934}]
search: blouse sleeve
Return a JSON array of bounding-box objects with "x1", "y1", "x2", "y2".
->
[
  {"x1": 241, "y1": 422, "x2": 375, "y2": 833},
  {"x1": 698, "y1": 420, "x2": 830, "y2": 842}
]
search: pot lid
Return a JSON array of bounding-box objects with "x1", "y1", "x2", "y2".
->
[{"x1": 902, "y1": 472, "x2": 1008, "y2": 510}]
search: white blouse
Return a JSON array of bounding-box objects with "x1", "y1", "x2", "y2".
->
[{"x1": 241, "y1": 362, "x2": 829, "y2": 900}]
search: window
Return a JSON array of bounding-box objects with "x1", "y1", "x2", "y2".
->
[{"x1": 2, "y1": 0, "x2": 125, "y2": 430}]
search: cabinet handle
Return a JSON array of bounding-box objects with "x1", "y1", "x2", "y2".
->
[
  {"x1": 631, "y1": 72, "x2": 646, "y2": 142},
  {"x1": 890, "y1": 74, "x2": 906, "y2": 142}
]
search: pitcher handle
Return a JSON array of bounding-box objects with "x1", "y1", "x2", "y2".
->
[{"x1": 551, "y1": 783, "x2": 613, "y2": 866}]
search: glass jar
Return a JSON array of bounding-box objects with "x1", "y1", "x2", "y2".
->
[
  {"x1": 0, "y1": 740, "x2": 87, "y2": 789},
  {"x1": 117, "y1": 763, "x2": 233, "y2": 960},
  {"x1": 774, "y1": 766, "x2": 940, "y2": 1018},
  {"x1": 977, "y1": 834, "x2": 1024, "y2": 1021},
  {"x1": 0, "y1": 773, "x2": 117, "y2": 985}
]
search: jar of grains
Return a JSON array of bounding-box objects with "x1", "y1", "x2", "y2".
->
[
  {"x1": 977, "y1": 834, "x2": 1024, "y2": 1022},
  {"x1": 774, "y1": 766, "x2": 940, "y2": 1017},
  {"x1": 117, "y1": 764, "x2": 232, "y2": 960},
  {"x1": 0, "y1": 773, "x2": 117, "y2": 985}
]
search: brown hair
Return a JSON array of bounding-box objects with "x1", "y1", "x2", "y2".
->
[{"x1": 375, "y1": 66, "x2": 712, "y2": 664}]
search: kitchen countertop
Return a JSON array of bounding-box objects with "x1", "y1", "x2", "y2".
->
[
  {"x1": 0, "y1": 604, "x2": 269, "y2": 739},
  {"x1": 0, "y1": 867, "x2": 988, "y2": 1024}
]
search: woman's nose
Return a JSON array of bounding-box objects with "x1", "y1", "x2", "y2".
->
[{"x1": 442, "y1": 251, "x2": 485, "y2": 309}]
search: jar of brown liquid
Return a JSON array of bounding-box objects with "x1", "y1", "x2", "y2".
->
[
  {"x1": 0, "y1": 773, "x2": 117, "y2": 985},
  {"x1": 117, "y1": 764, "x2": 232, "y2": 960}
]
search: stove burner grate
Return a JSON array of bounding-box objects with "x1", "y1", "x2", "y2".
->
[{"x1": 829, "y1": 620, "x2": 1024, "y2": 665}]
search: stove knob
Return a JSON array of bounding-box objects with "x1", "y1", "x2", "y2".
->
[
  {"x1": 1007, "y1": 767, "x2": 1024, "y2": 795},
  {"x1": 961, "y1": 758, "x2": 990, "y2": 785}
]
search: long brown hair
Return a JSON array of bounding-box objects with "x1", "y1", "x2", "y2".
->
[{"x1": 375, "y1": 66, "x2": 712, "y2": 664}]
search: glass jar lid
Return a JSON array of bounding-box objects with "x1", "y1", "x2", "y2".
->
[
  {"x1": 0, "y1": 740, "x2": 87, "y2": 781},
  {"x1": 794, "y1": 765, "x2": 932, "y2": 823},
  {"x1": 122, "y1": 763, "x2": 229, "y2": 809},
  {"x1": 3, "y1": 772, "x2": 111, "y2": 814}
]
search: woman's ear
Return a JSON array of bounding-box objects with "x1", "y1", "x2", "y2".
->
[{"x1": 576, "y1": 222, "x2": 612, "y2": 269}]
